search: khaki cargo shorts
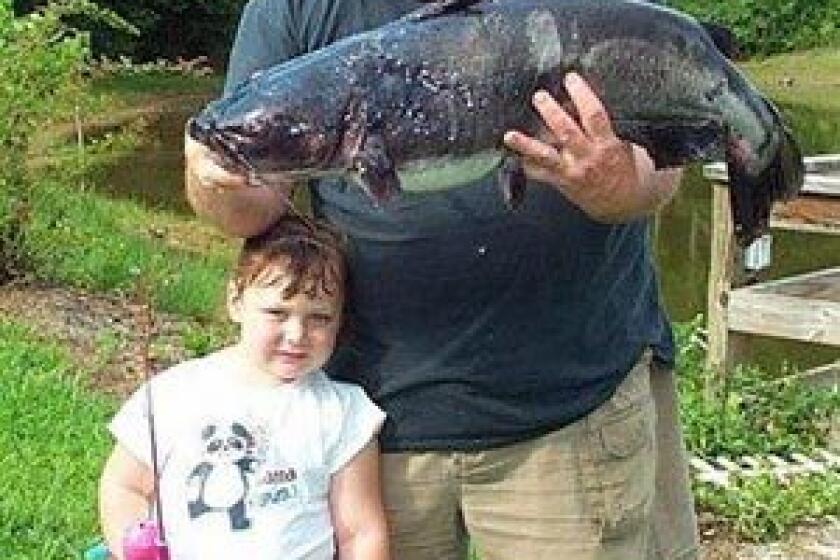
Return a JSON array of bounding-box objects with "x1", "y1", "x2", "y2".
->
[{"x1": 381, "y1": 350, "x2": 698, "y2": 560}]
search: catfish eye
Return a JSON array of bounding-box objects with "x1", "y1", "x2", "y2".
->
[
  {"x1": 228, "y1": 438, "x2": 244, "y2": 450},
  {"x1": 207, "y1": 439, "x2": 223, "y2": 452}
]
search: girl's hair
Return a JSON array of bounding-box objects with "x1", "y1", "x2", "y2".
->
[{"x1": 229, "y1": 216, "x2": 347, "y2": 301}]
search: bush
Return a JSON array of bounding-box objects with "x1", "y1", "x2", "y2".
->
[
  {"x1": 674, "y1": 318, "x2": 839, "y2": 457},
  {"x1": 15, "y1": 0, "x2": 244, "y2": 68},
  {"x1": 0, "y1": 0, "x2": 89, "y2": 279},
  {"x1": 668, "y1": 0, "x2": 840, "y2": 56},
  {"x1": 0, "y1": 0, "x2": 133, "y2": 281}
]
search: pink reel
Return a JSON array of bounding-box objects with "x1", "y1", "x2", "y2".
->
[{"x1": 123, "y1": 520, "x2": 170, "y2": 560}]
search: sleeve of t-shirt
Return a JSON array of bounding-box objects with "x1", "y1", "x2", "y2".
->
[
  {"x1": 108, "y1": 383, "x2": 154, "y2": 467},
  {"x1": 224, "y1": 0, "x2": 301, "y2": 94},
  {"x1": 326, "y1": 383, "x2": 386, "y2": 475}
]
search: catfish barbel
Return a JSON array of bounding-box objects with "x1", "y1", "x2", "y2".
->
[{"x1": 188, "y1": 0, "x2": 804, "y2": 245}]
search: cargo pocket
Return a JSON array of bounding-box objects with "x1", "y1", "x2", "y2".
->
[{"x1": 590, "y1": 359, "x2": 656, "y2": 542}]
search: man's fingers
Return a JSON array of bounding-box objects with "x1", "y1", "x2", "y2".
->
[
  {"x1": 531, "y1": 90, "x2": 587, "y2": 154},
  {"x1": 564, "y1": 73, "x2": 614, "y2": 141},
  {"x1": 503, "y1": 130, "x2": 562, "y2": 167},
  {"x1": 504, "y1": 131, "x2": 586, "y2": 190},
  {"x1": 520, "y1": 160, "x2": 564, "y2": 189}
]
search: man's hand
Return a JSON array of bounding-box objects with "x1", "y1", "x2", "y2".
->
[
  {"x1": 184, "y1": 132, "x2": 292, "y2": 237},
  {"x1": 503, "y1": 73, "x2": 680, "y2": 222},
  {"x1": 185, "y1": 133, "x2": 250, "y2": 193}
]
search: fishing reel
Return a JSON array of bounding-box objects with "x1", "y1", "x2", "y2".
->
[
  {"x1": 123, "y1": 520, "x2": 170, "y2": 560},
  {"x1": 83, "y1": 520, "x2": 169, "y2": 560}
]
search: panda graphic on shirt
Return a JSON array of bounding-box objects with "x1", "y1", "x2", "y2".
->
[
  {"x1": 187, "y1": 422, "x2": 259, "y2": 530},
  {"x1": 184, "y1": 419, "x2": 303, "y2": 532}
]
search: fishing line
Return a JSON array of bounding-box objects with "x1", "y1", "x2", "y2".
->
[{"x1": 136, "y1": 301, "x2": 167, "y2": 544}]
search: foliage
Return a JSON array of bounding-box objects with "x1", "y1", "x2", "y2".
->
[
  {"x1": 0, "y1": 0, "x2": 131, "y2": 159},
  {"x1": 15, "y1": 0, "x2": 244, "y2": 68},
  {"x1": 674, "y1": 318, "x2": 840, "y2": 541},
  {"x1": 695, "y1": 473, "x2": 840, "y2": 542},
  {"x1": 674, "y1": 318, "x2": 839, "y2": 457},
  {"x1": 0, "y1": 0, "x2": 85, "y2": 278},
  {"x1": 667, "y1": 0, "x2": 840, "y2": 56},
  {"x1": 89, "y1": 55, "x2": 215, "y2": 79},
  {"x1": 0, "y1": 0, "x2": 131, "y2": 281},
  {"x1": 0, "y1": 318, "x2": 116, "y2": 559}
]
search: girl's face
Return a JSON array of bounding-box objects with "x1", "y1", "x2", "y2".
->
[{"x1": 228, "y1": 266, "x2": 342, "y2": 385}]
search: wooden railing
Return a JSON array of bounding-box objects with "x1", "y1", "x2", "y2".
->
[{"x1": 702, "y1": 154, "x2": 840, "y2": 394}]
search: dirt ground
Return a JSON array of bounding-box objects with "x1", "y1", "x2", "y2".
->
[{"x1": 1, "y1": 281, "x2": 837, "y2": 559}]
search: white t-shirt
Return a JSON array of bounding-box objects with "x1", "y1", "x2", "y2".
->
[{"x1": 110, "y1": 351, "x2": 385, "y2": 560}]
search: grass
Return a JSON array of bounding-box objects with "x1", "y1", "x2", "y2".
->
[
  {"x1": 0, "y1": 319, "x2": 116, "y2": 559},
  {"x1": 17, "y1": 176, "x2": 235, "y2": 319},
  {"x1": 740, "y1": 48, "x2": 840, "y2": 155},
  {"x1": 741, "y1": 48, "x2": 840, "y2": 108}
]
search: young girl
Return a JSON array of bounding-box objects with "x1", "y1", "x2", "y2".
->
[{"x1": 99, "y1": 216, "x2": 388, "y2": 560}]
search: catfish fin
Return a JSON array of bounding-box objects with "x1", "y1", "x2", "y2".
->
[
  {"x1": 699, "y1": 21, "x2": 741, "y2": 60},
  {"x1": 409, "y1": 0, "x2": 483, "y2": 21},
  {"x1": 759, "y1": 98, "x2": 804, "y2": 201},
  {"x1": 497, "y1": 152, "x2": 527, "y2": 209},
  {"x1": 613, "y1": 119, "x2": 726, "y2": 169},
  {"x1": 725, "y1": 106, "x2": 804, "y2": 246},
  {"x1": 350, "y1": 133, "x2": 402, "y2": 205}
]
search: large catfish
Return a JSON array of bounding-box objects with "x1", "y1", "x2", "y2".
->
[{"x1": 188, "y1": 0, "x2": 804, "y2": 245}]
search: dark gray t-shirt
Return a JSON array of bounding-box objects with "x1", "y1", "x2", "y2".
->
[{"x1": 225, "y1": 0, "x2": 674, "y2": 452}]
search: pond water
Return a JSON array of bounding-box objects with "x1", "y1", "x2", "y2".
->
[{"x1": 97, "y1": 95, "x2": 840, "y2": 374}]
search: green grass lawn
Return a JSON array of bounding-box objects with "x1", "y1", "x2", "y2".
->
[
  {"x1": 741, "y1": 48, "x2": 840, "y2": 155},
  {"x1": 0, "y1": 319, "x2": 116, "y2": 559},
  {"x1": 21, "y1": 176, "x2": 235, "y2": 319}
]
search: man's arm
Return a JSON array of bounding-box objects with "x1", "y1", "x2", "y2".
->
[
  {"x1": 329, "y1": 440, "x2": 390, "y2": 560},
  {"x1": 504, "y1": 72, "x2": 681, "y2": 222},
  {"x1": 184, "y1": 134, "x2": 297, "y2": 237},
  {"x1": 186, "y1": 0, "x2": 304, "y2": 238}
]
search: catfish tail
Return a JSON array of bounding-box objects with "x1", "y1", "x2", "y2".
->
[{"x1": 725, "y1": 99, "x2": 804, "y2": 247}]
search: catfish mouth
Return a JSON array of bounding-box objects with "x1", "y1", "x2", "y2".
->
[
  {"x1": 188, "y1": 115, "x2": 340, "y2": 178},
  {"x1": 187, "y1": 117, "x2": 253, "y2": 175}
]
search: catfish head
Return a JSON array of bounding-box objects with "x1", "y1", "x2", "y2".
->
[{"x1": 188, "y1": 71, "x2": 349, "y2": 179}]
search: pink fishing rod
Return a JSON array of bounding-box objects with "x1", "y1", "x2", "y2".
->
[{"x1": 123, "y1": 302, "x2": 170, "y2": 560}]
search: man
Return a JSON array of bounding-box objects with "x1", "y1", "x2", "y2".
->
[{"x1": 186, "y1": 1, "x2": 698, "y2": 558}]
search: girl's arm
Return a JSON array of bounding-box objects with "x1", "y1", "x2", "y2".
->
[
  {"x1": 329, "y1": 440, "x2": 390, "y2": 560},
  {"x1": 99, "y1": 444, "x2": 155, "y2": 560}
]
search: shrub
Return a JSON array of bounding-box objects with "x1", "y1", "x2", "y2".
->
[
  {"x1": 15, "y1": 0, "x2": 244, "y2": 68},
  {"x1": 668, "y1": 0, "x2": 840, "y2": 56},
  {"x1": 674, "y1": 318, "x2": 839, "y2": 457},
  {"x1": 0, "y1": 0, "x2": 89, "y2": 279},
  {"x1": 0, "y1": 0, "x2": 131, "y2": 281}
]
